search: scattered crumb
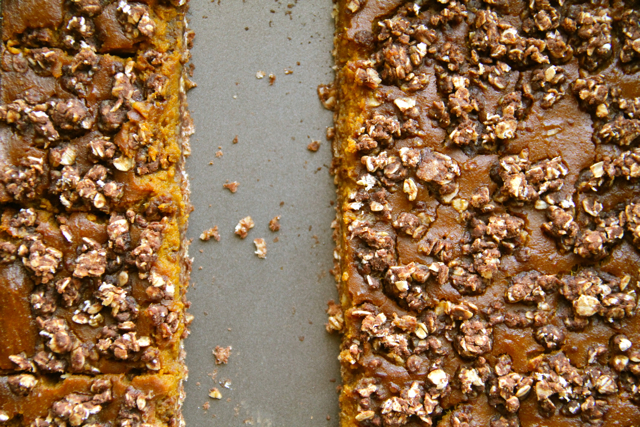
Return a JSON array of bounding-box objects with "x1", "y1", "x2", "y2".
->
[
  {"x1": 232, "y1": 135, "x2": 238, "y2": 144},
  {"x1": 243, "y1": 418, "x2": 255, "y2": 425},
  {"x1": 298, "y1": 336, "x2": 304, "y2": 342},
  {"x1": 284, "y1": 68, "x2": 293, "y2": 75},
  {"x1": 273, "y1": 237, "x2": 279, "y2": 243},
  {"x1": 209, "y1": 161, "x2": 214, "y2": 165},
  {"x1": 268, "y1": 74, "x2": 276, "y2": 85},
  {"x1": 307, "y1": 140, "x2": 320, "y2": 152},
  {"x1": 215, "y1": 150, "x2": 223, "y2": 158},
  {"x1": 208, "y1": 369, "x2": 218, "y2": 381},
  {"x1": 269, "y1": 215, "x2": 281, "y2": 232},
  {"x1": 200, "y1": 226, "x2": 220, "y2": 242},
  {"x1": 220, "y1": 379, "x2": 232, "y2": 389},
  {"x1": 209, "y1": 388, "x2": 222, "y2": 399},
  {"x1": 213, "y1": 346, "x2": 232, "y2": 365},
  {"x1": 256, "y1": 70, "x2": 265, "y2": 79},
  {"x1": 326, "y1": 126, "x2": 335, "y2": 140},
  {"x1": 235, "y1": 216, "x2": 254, "y2": 239},
  {"x1": 223, "y1": 181, "x2": 239, "y2": 193},
  {"x1": 325, "y1": 300, "x2": 344, "y2": 333},
  {"x1": 254, "y1": 238, "x2": 267, "y2": 259},
  {"x1": 203, "y1": 402, "x2": 210, "y2": 411},
  {"x1": 327, "y1": 415, "x2": 331, "y2": 421}
]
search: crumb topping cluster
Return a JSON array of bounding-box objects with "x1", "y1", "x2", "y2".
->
[{"x1": 329, "y1": 1, "x2": 640, "y2": 425}]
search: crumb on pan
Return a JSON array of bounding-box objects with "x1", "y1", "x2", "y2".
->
[
  {"x1": 209, "y1": 388, "x2": 222, "y2": 399},
  {"x1": 269, "y1": 216, "x2": 281, "y2": 232},
  {"x1": 223, "y1": 181, "x2": 239, "y2": 193},
  {"x1": 307, "y1": 140, "x2": 320, "y2": 152},
  {"x1": 234, "y1": 216, "x2": 254, "y2": 239},
  {"x1": 213, "y1": 345, "x2": 232, "y2": 365},
  {"x1": 254, "y1": 238, "x2": 267, "y2": 259},
  {"x1": 200, "y1": 226, "x2": 220, "y2": 242}
]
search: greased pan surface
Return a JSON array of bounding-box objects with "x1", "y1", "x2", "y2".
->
[{"x1": 185, "y1": 1, "x2": 340, "y2": 425}]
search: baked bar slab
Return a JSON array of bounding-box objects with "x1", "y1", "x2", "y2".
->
[
  {"x1": 0, "y1": 0, "x2": 193, "y2": 425},
  {"x1": 329, "y1": 1, "x2": 640, "y2": 426}
]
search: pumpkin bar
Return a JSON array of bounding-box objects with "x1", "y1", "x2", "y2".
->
[
  {"x1": 0, "y1": 0, "x2": 194, "y2": 425},
  {"x1": 328, "y1": 1, "x2": 640, "y2": 426}
]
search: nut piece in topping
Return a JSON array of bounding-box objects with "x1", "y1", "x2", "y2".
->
[
  {"x1": 269, "y1": 216, "x2": 281, "y2": 232},
  {"x1": 213, "y1": 345, "x2": 232, "y2": 365},
  {"x1": 200, "y1": 226, "x2": 220, "y2": 242},
  {"x1": 307, "y1": 140, "x2": 320, "y2": 152},
  {"x1": 234, "y1": 216, "x2": 255, "y2": 239},
  {"x1": 223, "y1": 181, "x2": 239, "y2": 193},
  {"x1": 254, "y1": 238, "x2": 267, "y2": 259}
]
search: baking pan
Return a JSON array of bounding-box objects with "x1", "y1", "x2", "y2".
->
[{"x1": 184, "y1": 1, "x2": 340, "y2": 425}]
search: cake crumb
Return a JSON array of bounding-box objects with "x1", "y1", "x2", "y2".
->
[
  {"x1": 254, "y1": 238, "x2": 267, "y2": 259},
  {"x1": 200, "y1": 226, "x2": 220, "y2": 242},
  {"x1": 307, "y1": 140, "x2": 320, "y2": 152},
  {"x1": 203, "y1": 402, "x2": 210, "y2": 411},
  {"x1": 232, "y1": 135, "x2": 238, "y2": 144},
  {"x1": 209, "y1": 388, "x2": 222, "y2": 399},
  {"x1": 256, "y1": 70, "x2": 265, "y2": 79},
  {"x1": 215, "y1": 150, "x2": 223, "y2": 158},
  {"x1": 284, "y1": 68, "x2": 293, "y2": 75},
  {"x1": 269, "y1": 215, "x2": 281, "y2": 232},
  {"x1": 235, "y1": 216, "x2": 254, "y2": 238},
  {"x1": 213, "y1": 345, "x2": 232, "y2": 365},
  {"x1": 223, "y1": 181, "x2": 239, "y2": 193},
  {"x1": 269, "y1": 74, "x2": 276, "y2": 85}
]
